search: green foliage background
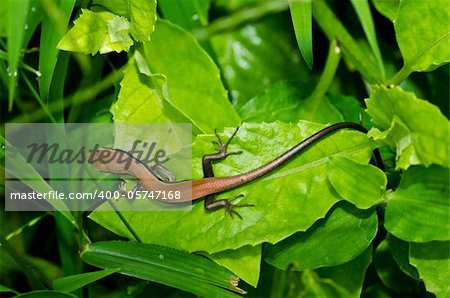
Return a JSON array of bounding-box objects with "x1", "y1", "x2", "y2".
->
[{"x1": 1, "y1": 0, "x2": 449, "y2": 297}]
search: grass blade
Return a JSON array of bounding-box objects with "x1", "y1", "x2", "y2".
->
[
  {"x1": 6, "y1": 0, "x2": 29, "y2": 111},
  {"x1": 289, "y1": 0, "x2": 313, "y2": 69},
  {"x1": 53, "y1": 269, "x2": 120, "y2": 292},
  {"x1": 39, "y1": 0, "x2": 75, "y2": 105},
  {"x1": 81, "y1": 241, "x2": 244, "y2": 297},
  {"x1": 350, "y1": 0, "x2": 385, "y2": 79}
]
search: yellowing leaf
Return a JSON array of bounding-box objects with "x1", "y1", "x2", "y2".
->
[
  {"x1": 366, "y1": 86, "x2": 450, "y2": 169},
  {"x1": 58, "y1": 9, "x2": 132, "y2": 55}
]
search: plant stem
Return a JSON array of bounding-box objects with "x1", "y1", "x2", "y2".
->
[
  {"x1": 385, "y1": 65, "x2": 412, "y2": 86},
  {"x1": 107, "y1": 200, "x2": 143, "y2": 243},
  {"x1": 307, "y1": 39, "x2": 341, "y2": 113}
]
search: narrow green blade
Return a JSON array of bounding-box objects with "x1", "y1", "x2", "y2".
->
[{"x1": 289, "y1": 0, "x2": 313, "y2": 68}]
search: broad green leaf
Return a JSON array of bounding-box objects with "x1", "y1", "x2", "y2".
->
[
  {"x1": 81, "y1": 241, "x2": 243, "y2": 297},
  {"x1": 350, "y1": 0, "x2": 385, "y2": 79},
  {"x1": 395, "y1": 0, "x2": 450, "y2": 72},
  {"x1": 327, "y1": 156, "x2": 386, "y2": 209},
  {"x1": 372, "y1": 0, "x2": 399, "y2": 22},
  {"x1": 410, "y1": 241, "x2": 450, "y2": 298},
  {"x1": 328, "y1": 94, "x2": 371, "y2": 126},
  {"x1": 159, "y1": 0, "x2": 209, "y2": 29},
  {"x1": 387, "y1": 235, "x2": 419, "y2": 279},
  {"x1": 366, "y1": 86, "x2": 450, "y2": 169},
  {"x1": 209, "y1": 245, "x2": 261, "y2": 287},
  {"x1": 374, "y1": 240, "x2": 421, "y2": 293},
  {"x1": 39, "y1": 0, "x2": 75, "y2": 103},
  {"x1": 384, "y1": 165, "x2": 450, "y2": 242},
  {"x1": 129, "y1": 0, "x2": 156, "y2": 42},
  {"x1": 237, "y1": 81, "x2": 343, "y2": 124},
  {"x1": 90, "y1": 121, "x2": 376, "y2": 255},
  {"x1": 316, "y1": 246, "x2": 372, "y2": 298},
  {"x1": 210, "y1": 15, "x2": 309, "y2": 107},
  {"x1": 143, "y1": 20, "x2": 240, "y2": 132},
  {"x1": 237, "y1": 81, "x2": 313, "y2": 122},
  {"x1": 264, "y1": 202, "x2": 377, "y2": 270},
  {"x1": 58, "y1": 9, "x2": 133, "y2": 55},
  {"x1": 111, "y1": 59, "x2": 165, "y2": 123},
  {"x1": 6, "y1": 0, "x2": 29, "y2": 110},
  {"x1": 53, "y1": 268, "x2": 120, "y2": 292},
  {"x1": 15, "y1": 291, "x2": 77, "y2": 298},
  {"x1": 289, "y1": 0, "x2": 313, "y2": 69}
]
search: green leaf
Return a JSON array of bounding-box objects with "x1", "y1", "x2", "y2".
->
[
  {"x1": 129, "y1": 0, "x2": 157, "y2": 42},
  {"x1": 6, "y1": 0, "x2": 29, "y2": 111},
  {"x1": 410, "y1": 241, "x2": 450, "y2": 298},
  {"x1": 372, "y1": 0, "x2": 399, "y2": 22},
  {"x1": 5, "y1": 146, "x2": 75, "y2": 225},
  {"x1": 264, "y1": 202, "x2": 377, "y2": 270},
  {"x1": 141, "y1": 19, "x2": 240, "y2": 132},
  {"x1": 374, "y1": 239, "x2": 421, "y2": 293},
  {"x1": 0, "y1": 284, "x2": 18, "y2": 294},
  {"x1": 328, "y1": 94, "x2": 370, "y2": 126},
  {"x1": 366, "y1": 86, "x2": 450, "y2": 169},
  {"x1": 209, "y1": 245, "x2": 261, "y2": 287},
  {"x1": 387, "y1": 235, "x2": 419, "y2": 279},
  {"x1": 15, "y1": 291, "x2": 77, "y2": 298},
  {"x1": 81, "y1": 241, "x2": 243, "y2": 297},
  {"x1": 327, "y1": 156, "x2": 386, "y2": 209},
  {"x1": 92, "y1": 0, "x2": 128, "y2": 16},
  {"x1": 384, "y1": 165, "x2": 450, "y2": 242},
  {"x1": 316, "y1": 246, "x2": 373, "y2": 298},
  {"x1": 237, "y1": 81, "x2": 343, "y2": 124},
  {"x1": 89, "y1": 121, "x2": 376, "y2": 254},
  {"x1": 39, "y1": 0, "x2": 75, "y2": 103},
  {"x1": 58, "y1": 9, "x2": 133, "y2": 55},
  {"x1": 289, "y1": 0, "x2": 313, "y2": 68},
  {"x1": 210, "y1": 15, "x2": 309, "y2": 107},
  {"x1": 111, "y1": 58, "x2": 164, "y2": 123},
  {"x1": 0, "y1": 5, "x2": 8, "y2": 37},
  {"x1": 159, "y1": 0, "x2": 209, "y2": 29},
  {"x1": 350, "y1": 0, "x2": 385, "y2": 79},
  {"x1": 395, "y1": 0, "x2": 450, "y2": 72},
  {"x1": 53, "y1": 268, "x2": 120, "y2": 292}
]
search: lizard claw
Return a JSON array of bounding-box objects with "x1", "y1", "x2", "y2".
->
[{"x1": 224, "y1": 194, "x2": 254, "y2": 219}]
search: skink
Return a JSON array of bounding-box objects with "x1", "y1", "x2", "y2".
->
[{"x1": 89, "y1": 122, "x2": 383, "y2": 217}]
